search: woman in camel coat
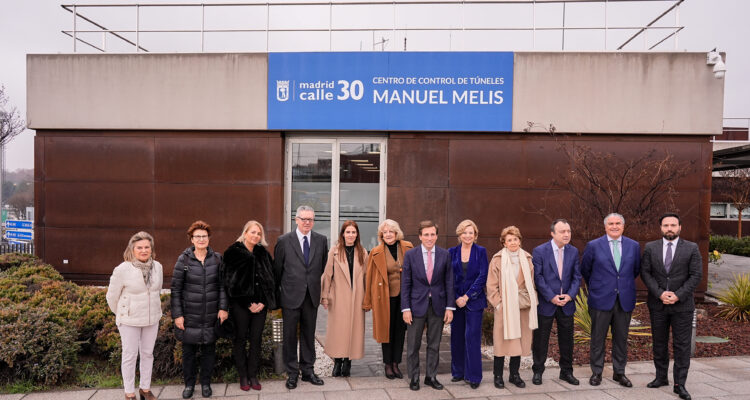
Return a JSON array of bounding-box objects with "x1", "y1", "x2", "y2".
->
[
  {"x1": 363, "y1": 219, "x2": 414, "y2": 379},
  {"x1": 486, "y1": 225, "x2": 538, "y2": 390},
  {"x1": 321, "y1": 220, "x2": 368, "y2": 377}
]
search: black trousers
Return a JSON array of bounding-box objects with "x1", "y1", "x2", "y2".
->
[
  {"x1": 382, "y1": 295, "x2": 407, "y2": 364},
  {"x1": 589, "y1": 298, "x2": 632, "y2": 375},
  {"x1": 231, "y1": 300, "x2": 268, "y2": 379},
  {"x1": 650, "y1": 307, "x2": 693, "y2": 385},
  {"x1": 282, "y1": 290, "x2": 318, "y2": 377},
  {"x1": 406, "y1": 298, "x2": 444, "y2": 380},
  {"x1": 532, "y1": 307, "x2": 574, "y2": 375},
  {"x1": 182, "y1": 342, "x2": 216, "y2": 386}
]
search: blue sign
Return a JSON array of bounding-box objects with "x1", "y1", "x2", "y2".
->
[
  {"x1": 5, "y1": 220, "x2": 33, "y2": 230},
  {"x1": 268, "y1": 52, "x2": 514, "y2": 131},
  {"x1": 5, "y1": 230, "x2": 33, "y2": 241}
]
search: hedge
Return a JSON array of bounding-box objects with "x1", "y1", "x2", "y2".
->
[
  {"x1": 0, "y1": 253, "x2": 275, "y2": 386},
  {"x1": 710, "y1": 235, "x2": 750, "y2": 257}
]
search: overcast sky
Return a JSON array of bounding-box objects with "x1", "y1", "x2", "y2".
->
[{"x1": 1, "y1": 0, "x2": 748, "y2": 171}]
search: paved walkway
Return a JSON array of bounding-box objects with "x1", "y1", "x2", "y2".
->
[
  {"x1": 3, "y1": 357, "x2": 750, "y2": 399},
  {"x1": 706, "y1": 254, "x2": 750, "y2": 298}
]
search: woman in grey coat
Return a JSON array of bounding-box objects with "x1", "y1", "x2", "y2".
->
[{"x1": 171, "y1": 220, "x2": 228, "y2": 399}]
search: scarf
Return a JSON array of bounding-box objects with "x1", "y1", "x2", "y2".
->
[
  {"x1": 132, "y1": 258, "x2": 154, "y2": 287},
  {"x1": 500, "y1": 247, "x2": 538, "y2": 340}
]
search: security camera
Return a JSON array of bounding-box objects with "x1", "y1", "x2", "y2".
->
[{"x1": 707, "y1": 48, "x2": 726, "y2": 79}]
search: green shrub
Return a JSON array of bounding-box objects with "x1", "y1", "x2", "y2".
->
[
  {"x1": 0, "y1": 304, "x2": 80, "y2": 385},
  {"x1": 716, "y1": 273, "x2": 750, "y2": 322},
  {"x1": 710, "y1": 235, "x2": 750, "y2": 257},
  {"x1": 573, "y1": 287, "x2": 651, "y2": 343},
  {"x1": 0, "y1": 253, "x2": 39, "y2": 272}
]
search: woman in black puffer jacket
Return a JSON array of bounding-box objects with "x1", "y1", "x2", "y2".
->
[
  {"x1": 171, "y1": 220, "x2": 228, "y2": 399},
  {"x1": 222, "y1": 220, "x2": 277, "y2": 391}
]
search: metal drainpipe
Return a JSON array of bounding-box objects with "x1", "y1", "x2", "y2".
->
[{"x1": 690, "y1": 309, "x2": 697, "y2": 356}]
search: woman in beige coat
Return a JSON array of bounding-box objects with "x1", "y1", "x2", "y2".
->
[
  {"x1": 362, "y1": 219, "x2": 413, "y2": 379},
  {"x1": 321, "y1": 220, "x2": 368, "y2": 377},
  {"x1": 486, "y1": 226, "x2": 538, "y2": 390}
]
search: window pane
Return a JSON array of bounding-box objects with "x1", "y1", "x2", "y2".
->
[
  {"x1": 729, "y1": 205, "x2": 750, "y2": 218},
  {"x1": 340, "y1": 143, "x2": 380, "y2": 250},
  {"x1": 711, "y1": 203, "x2": 727, "y2": 218},
  {"x1": 291, "y1": 143, "x2": 332, "y2": 242}
]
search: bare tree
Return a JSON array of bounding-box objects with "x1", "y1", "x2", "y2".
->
[
  {"x1": 0, "y1": 85, "x2": 25, "y2": 147},
  {"x1": 523, "y1": 123, "x2": 696, "y2": 242},
  {"x1": 556, "y1": 144, "x2": 695, "y2": 242},
  {"x1": 717, "y1": 169, "x2": 750, "y2": 238}
]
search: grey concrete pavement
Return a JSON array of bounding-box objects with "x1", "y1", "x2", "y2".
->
[
  {"x1": 4, "y1": 357, "x2": 750, "y2": 399},
  {"x1": 706, "y1": 254, "x2": 750, "y2": 298}
]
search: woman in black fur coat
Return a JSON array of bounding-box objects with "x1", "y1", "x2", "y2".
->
[{"x1": 222, "y1": 220, "x2": 277, "y2": 391}]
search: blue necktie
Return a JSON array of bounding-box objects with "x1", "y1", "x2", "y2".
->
[{"x1": 303, "y1": 236, "x2": 310, "y2": 266}]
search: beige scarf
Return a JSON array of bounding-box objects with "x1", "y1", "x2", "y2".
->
[{"x1": 501, "y1": 247, "x2": 539, "y2": 340}]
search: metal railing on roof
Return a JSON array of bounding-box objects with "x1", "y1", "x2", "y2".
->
[{"x1": 60, "y1": 0, "x2": 684, "y2": 53}]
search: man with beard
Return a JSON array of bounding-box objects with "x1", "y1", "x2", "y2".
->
[{"x1": 640, "y1": 213, "x2": 702, "y2": 400}]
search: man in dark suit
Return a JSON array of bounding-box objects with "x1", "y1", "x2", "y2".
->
[
  {"x1": 274, "y1": 205, "x2": 328, "y2": 389},
  {"x1": 581, "y1": 213, "x2": 640, "y2": 388},
  {"x1": 531, "y1": 219, "x2": 582, "y2": 386},
  {"x1": 640, "y1": 213, "x2": 702, "y2": 400},
  {"x1": 401, "y1": 220, "x2": 454, "y2": 391}
]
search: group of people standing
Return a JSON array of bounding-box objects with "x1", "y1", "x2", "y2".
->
[{"x1": 106, "y1": 207, "x2": 702, "y2": 400}]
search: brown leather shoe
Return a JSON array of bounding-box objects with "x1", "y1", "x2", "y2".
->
[{"x1": 139, "y1": 389, "x2": 157, "y2": 400}]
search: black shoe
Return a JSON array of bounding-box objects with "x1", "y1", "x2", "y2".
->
[
  {"x1": 612, "y1": 373, "x2": 632, "y2": 388},
  {"x1": 559, "y1": 372, "x2": 579, "y2": 385},
  {"x1": 493, "y1": 375, "x2": 505, "y2": 389},
  {"x1": 201, "y1": 384, "x2": 212, "y2": 398},
  {"x1": 392, "y1": 363, "x2": 404, "y2": 379},
  {"x1": 451, "y1": 376, "x2": 464, "y2": 382},
  {"x1": 508, "y1": 374, "x2": 525, "y2": 388},
  {"x1": 424, "y1": 376, "x2": 444, "y2": 390},
  {"x1": 410, "y1": 377, "x2": 420, "y2": 391},
  {"x1": 589, "y1": 373, "x2": 602, "y2": 386},
  {"x1": 532, "y1": 372, "x2": 542, "y2": 385},
  {"x1": 469, "y1": 382, "x2": 480, "y2": 389},
  {"x1": 674, "y1": 384, "x2": 691, "y2": 400},
  {"x1": 286, "y1": 376, "x2": 298, "y2": 390},
  {"x1": 646, "y1": 378, "x2": 669, "y2": 388},
  {"x1": 301, "y1": 374, "x2": 324, "y2": 385},
  {"x1": 341, "y1": 359, "x2": 351, "y2": 377},
  {"x1": 182, "y1": 386, "x2": 194, "y2": 399},
  {"x1": 384, "y1": 363, "x2": 395, "y2": 380},
  {"x1": 332, "y1": 359, "x2": 343, "y2": 377}
]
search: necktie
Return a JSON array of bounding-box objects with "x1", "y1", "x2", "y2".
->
[
  {"x1": 426, "y1": 249, "x2": 433, "y2": 284},
  {"x1": 665, "y1": 242, "x2": 673, "y2": 273},
  {"x1": 303, "y1": 236, "x2": 310, "y2": 267},
  {"x1": 557, "y1": 247, "x2": 564, "y2": 294},
  {"x1": 611, "y1": 240, "x2": 621, "y2": 271}
]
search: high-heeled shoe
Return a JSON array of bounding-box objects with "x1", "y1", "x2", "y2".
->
[
  {"x1": 392, "y1": 363, "x2": 404, "y2": 379},
  {"x1": 139, "y1": 388, "x2": 157, "y2": 400},
  {"x1": 332, "y1": 358, "x2": 343, "y2": 377},
  {"x1": 249, "y1": 376, "x2": 262, "y2": 391},
  {"x1": 341, "y1": 358, "x2": 351, "y2": 377},
  {"x1": 384, "y1": 363, "x2": 395, "y2": 379},
  {"x1": 239, "y1": 375, "x2": 250, "y2": 391},
  {"x1": 125, "y1": 394, "x2": 136, "y2": 400}
]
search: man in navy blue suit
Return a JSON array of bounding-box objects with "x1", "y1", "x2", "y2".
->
[
  {"x1": 531, "y1": 219, "x2": 582, "y2": 386},
  {"x1": 401, "y1": 220, "x2": 455, "y2": 391},
  {"x1": 581, "y1": 213, "x2": 640, "y2": 388}
]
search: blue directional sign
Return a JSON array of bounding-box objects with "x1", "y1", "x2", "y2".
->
[
  {"x1": 5, "y1": 230, "x2": 33, "y2": 241},
  {"x1": 5, "y1": 220, "x2": 33, "y2": 230},
  {"x1": 268, "y1": 52, "x2": 514, "y2": 132}
]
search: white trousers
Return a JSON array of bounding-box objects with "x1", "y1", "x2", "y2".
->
[{"x1": 118, "y1": 323, "x2": 159, "y2": 393}]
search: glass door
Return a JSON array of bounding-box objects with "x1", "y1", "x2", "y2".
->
[{"x1": 285, "y1": 136, "x2": 386, "y2": 248}]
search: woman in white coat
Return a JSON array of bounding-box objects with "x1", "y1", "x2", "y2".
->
[{"x1": 107, "y1": 231, "x2": 164, "y2": 400}]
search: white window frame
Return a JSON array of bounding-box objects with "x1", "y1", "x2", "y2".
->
[{"x1": 284, "y1": 134, "x2": 388, "y2": 240}]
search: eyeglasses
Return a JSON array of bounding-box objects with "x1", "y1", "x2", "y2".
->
[
  {"x1": 192, "y1": 235, "x2": 209, "y2": 240},
  {"x1": 297, "y1": 218, "x2": 314, "y2": 223}
]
